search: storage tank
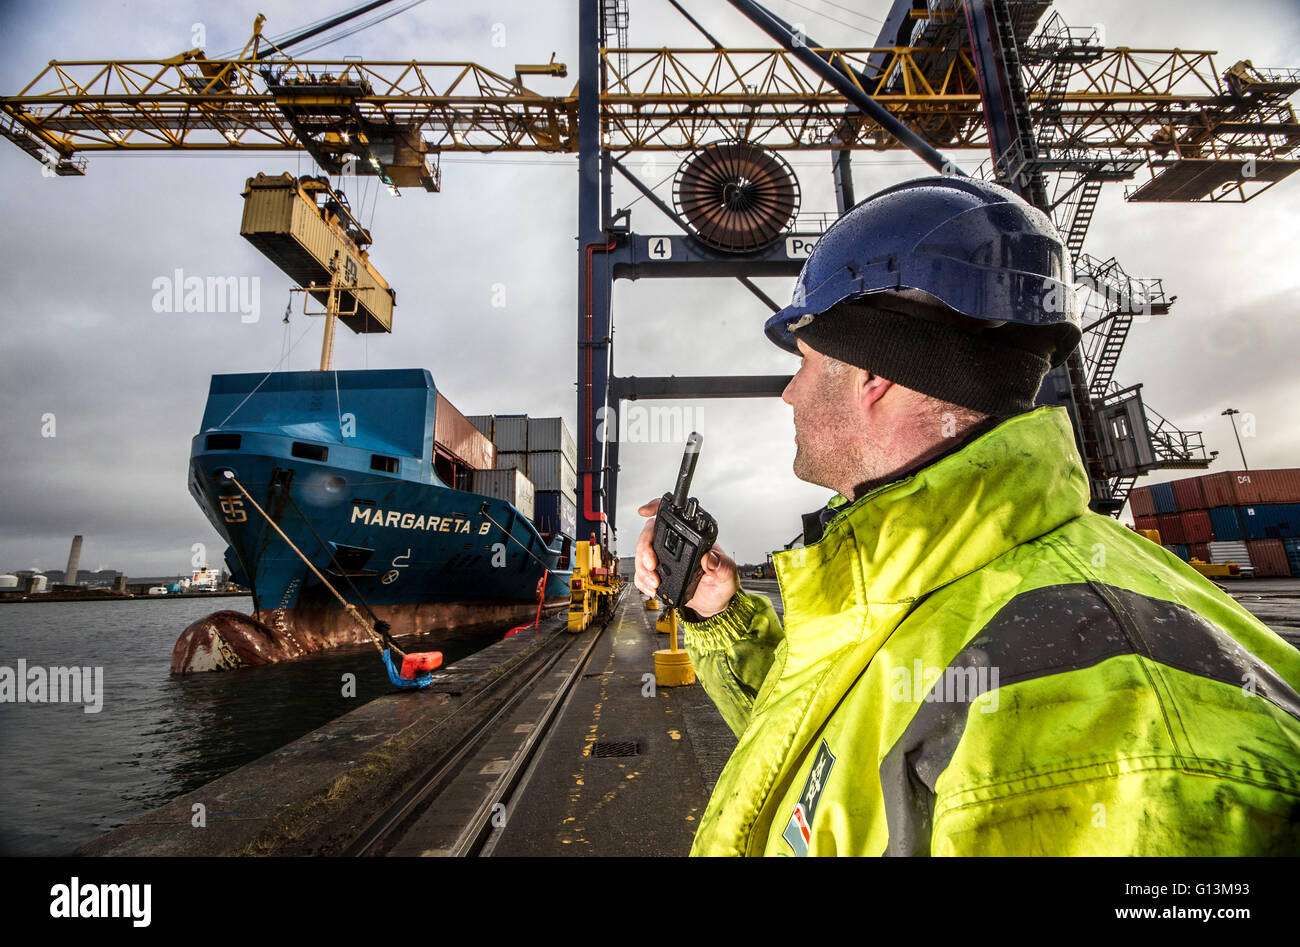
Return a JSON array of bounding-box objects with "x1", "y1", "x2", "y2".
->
[
  {"x1": 26, "y1": 574, "x2": 48, "y2": 593},
  {"x1": 0, "y1": 574, "x2": 18, "y2": 589}
]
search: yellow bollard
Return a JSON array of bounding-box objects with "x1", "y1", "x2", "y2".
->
[{"x1": 654, "y1": 609, "x2": 696, "y2": 687}]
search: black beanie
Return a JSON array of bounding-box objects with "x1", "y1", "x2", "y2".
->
[{"x1": 791, "y1": 295, "x2": 1054, "y2": 417}]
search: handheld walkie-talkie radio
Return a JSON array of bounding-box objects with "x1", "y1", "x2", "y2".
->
[{"x1": 652, "y1": 432, "x2": 718, "y2": 609}]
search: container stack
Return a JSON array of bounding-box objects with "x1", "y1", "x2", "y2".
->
[
  {"x1": 1129, "y1": 469, "x2": 1300, "y2": 576},
  {"x1": 468, "y1": 414, "x2": 578, "y2": 539},
  {"x1": 434, "y1": 393, "x2": 495, "y2": 471},
  {"x1": 467, "y1": 468, "x2": 535, "y2": 521}
]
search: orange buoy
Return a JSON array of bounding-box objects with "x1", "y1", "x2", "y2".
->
[{"x1": 400, "y1": 651, "x2": 443, "y2": 680}]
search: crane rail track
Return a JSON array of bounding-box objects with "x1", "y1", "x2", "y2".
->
[{"x1": 346, "y1": 592, "x2": 621, "y2": 857}]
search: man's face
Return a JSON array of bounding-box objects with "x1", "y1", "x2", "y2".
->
[{"x1": 782, "y1": 338, "x2": 860, "y2": 492}]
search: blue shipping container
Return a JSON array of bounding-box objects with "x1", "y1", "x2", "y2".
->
[
  {"x1": 1209, "y1": 506, "x2": 1244, "y2": 541},
  {"x1": 1283, "y1": 537, "x2": 1300, "y2": 577},
  {"x1": 1151, "y1": 482, "x2": 1178, "y2": 514},
  {"x1": 533, "y1": 491, "x2": 577, "y2": 538},
  {"x1": 1240, "y1": 503, "x2": 1300, "y2": 541}
]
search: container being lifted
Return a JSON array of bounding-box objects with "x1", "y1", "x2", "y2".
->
[{"x1": 240, "y1": 172, "x2": 395, "y2": 334}]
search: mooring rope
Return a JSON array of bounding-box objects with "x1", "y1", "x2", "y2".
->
[{"x1": 224, "y1": 473, "x2": 402, "y2": 658}]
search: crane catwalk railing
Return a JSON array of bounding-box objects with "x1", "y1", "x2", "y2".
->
[{"x1": 4, "y1": 47, "x2": 1297, "y2": 159}]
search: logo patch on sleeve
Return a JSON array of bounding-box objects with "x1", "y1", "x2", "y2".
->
[{"x1": 782, "y1": 739, "x2": 836, "y2": 856}]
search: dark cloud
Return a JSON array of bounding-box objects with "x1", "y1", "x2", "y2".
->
[{"x1": 1, "y1": 1, "x2": 1297, "y2": 573}]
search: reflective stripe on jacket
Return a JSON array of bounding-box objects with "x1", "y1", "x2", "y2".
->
[{"x1": 681, "y1": 406, "x2": 1300, "y2": 855}]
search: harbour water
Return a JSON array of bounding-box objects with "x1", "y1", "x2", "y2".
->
[{"x1": 0, "y1": 596, "x2": 496, "y2": 855}]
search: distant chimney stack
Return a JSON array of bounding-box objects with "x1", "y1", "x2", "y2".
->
[{"x1": 65, "y1": 535, "x2": 83, "y2": 587}]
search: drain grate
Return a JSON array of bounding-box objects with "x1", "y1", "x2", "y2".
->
[{"x1": 590, "y1": 740, "x2": 640, "y2": 758}]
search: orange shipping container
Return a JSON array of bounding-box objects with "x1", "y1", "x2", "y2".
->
[
  {"x1": 1247, "y1": 539, "x2": 1291, "y2": 577},
  {"x1": 1200, "y1": 470, "x2": 1263, "y2": 507},
  {"x1": 1171, "y1": 476, "x2": 1207, "y2": 512},
  {"x1": 1254, "y1": 468, "x2": 1300, "y2": 504},
  {"x1": 1135, "y1": 515, "x2": 1159, "y2": 535},
  {"x1": 434, "y1": 392, "x2": 496, "y2": 471},
  {"x1": 1128, "y1": 486, "x2": 1155, "y2": 517},
  {"x1": 1179, "y1": 509, "x2": 1213, "y2": 544},
  {"x1": 1157, "y1": 514, "x2": 1185, "y2": 545},
  {"x1": 1188, "y1": 542, "x2": 1210, "y2": 562}
]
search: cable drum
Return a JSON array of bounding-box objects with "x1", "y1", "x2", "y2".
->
[{"x1": 672, "y1": 140, "x2": 801, "y2": 253}]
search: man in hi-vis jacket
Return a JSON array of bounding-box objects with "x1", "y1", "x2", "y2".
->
[{"x1": 635, "y1": 176, "x2": 1300, "y2": 856}]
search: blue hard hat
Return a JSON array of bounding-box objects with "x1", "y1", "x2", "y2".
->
[{"x1": 767, "y1": 175, "x2": 1081, "y2": 366}]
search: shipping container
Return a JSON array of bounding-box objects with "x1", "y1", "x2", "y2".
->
[
  {"x1": 434, "y1": 393, "x2": 495, "y2": 471},
  {"x1": 526, "y1": 450, "x2": 578, "y2": 495},
  {"x1": 490, "y1": 416, "x2": 530, "y2": 452},
  {"x1": 527, "y1": 417, "x2": 578, "y2": 467},
  {"x1": 1208, "y1": 540, "x2": 1252, "y2": 572},
  {"x1": 495, "y1": 451, "x2": 529, "y2": 473},
  {"x1": 1128, "y1": 485, "x2": 1155, "y2": 517},
  {"x1": 1254, "y1": 468, "x2": 1300, "y2": 504},
  {"x1": 1188, "y1": 542, "x2": 1210, "y2": 562},
  {"x1": 1150, "y1": 482, "x2": 1178, "y2": 514},
  {"x1": 1283, "y1": 538, "x2": 1300, "y2": 577},
  {"x1": 1178, "y1": 509, "x2": 1213, "y2": 544},
  {"x1": 467, "y1": 415, "x2": 494, "y2": 439},
  {"x1": 1163, "y1": 544, "x2": 1190, "y2": 562},
  {"x1": 1240, "y1": 503, "x2": 1300, "y2": 541},
  {"x1": 240, "y1": 173, "x2": 394, "y2": 333},
  {"x1": 1134, "y1": 515, "x2": 1159, "y2": 535},
  {"x1": 1209, "y1": 506, "x2": 1245, "y2": 541},
  {"x1": 1200, "y1": 470, "x2": 1264, "y2": 507},
  {"x1": 1171, "y1": 476, "x2": 1207, "y2": 512},
  {"x1": 469, "y1": 468, "x2": 534, "y2": 521},
  {"x1": 1246, "y1": 539, "x2": 1290, "y2": 577},
  {"x1": 533, "y1": 490, "x2": 578, "y2": 538},
  {"x1": 1157, "y1": 513, "x2": 1185, "y2": 545}
]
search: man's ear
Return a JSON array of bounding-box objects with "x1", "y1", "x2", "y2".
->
[{"x1": 856, "y1": 370, "x2": 893, "y2": 415}]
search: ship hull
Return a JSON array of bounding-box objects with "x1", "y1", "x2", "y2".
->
[
  {"x1": 175, "y1": 369, "x2": 574, "y2": 672},
  {"x1": 170, "y1": 600, "x2": 554, "y2": 672}
]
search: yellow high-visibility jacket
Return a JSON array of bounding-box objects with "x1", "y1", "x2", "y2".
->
[{"x1": 681, "y1": 406, "x2": 1300, "y2": 855}]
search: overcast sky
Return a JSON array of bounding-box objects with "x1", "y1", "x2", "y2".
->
[{"x1": 1, "y1": 0, "x2": 1298, "y2": 576}]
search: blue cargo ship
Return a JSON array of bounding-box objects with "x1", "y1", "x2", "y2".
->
[{"x1": 171, "y1": 368, "x2": 573, "y2": 672}]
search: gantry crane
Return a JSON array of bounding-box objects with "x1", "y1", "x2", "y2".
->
[{"x1": 3, "y1": 0, "x2": 1298, "y2": 545}]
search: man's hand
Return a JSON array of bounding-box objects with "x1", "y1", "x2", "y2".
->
[{"x1": 634, "y1": 497, "x2": 739, "y2": 619}]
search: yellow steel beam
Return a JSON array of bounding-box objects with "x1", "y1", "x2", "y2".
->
[{"x1": 2, "y1": 46, "x2": 1296, "y2": 163}]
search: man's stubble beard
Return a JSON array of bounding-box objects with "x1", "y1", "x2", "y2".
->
[{"x1": 791, "y1": 377, "x2": 863, "y2": 495}]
